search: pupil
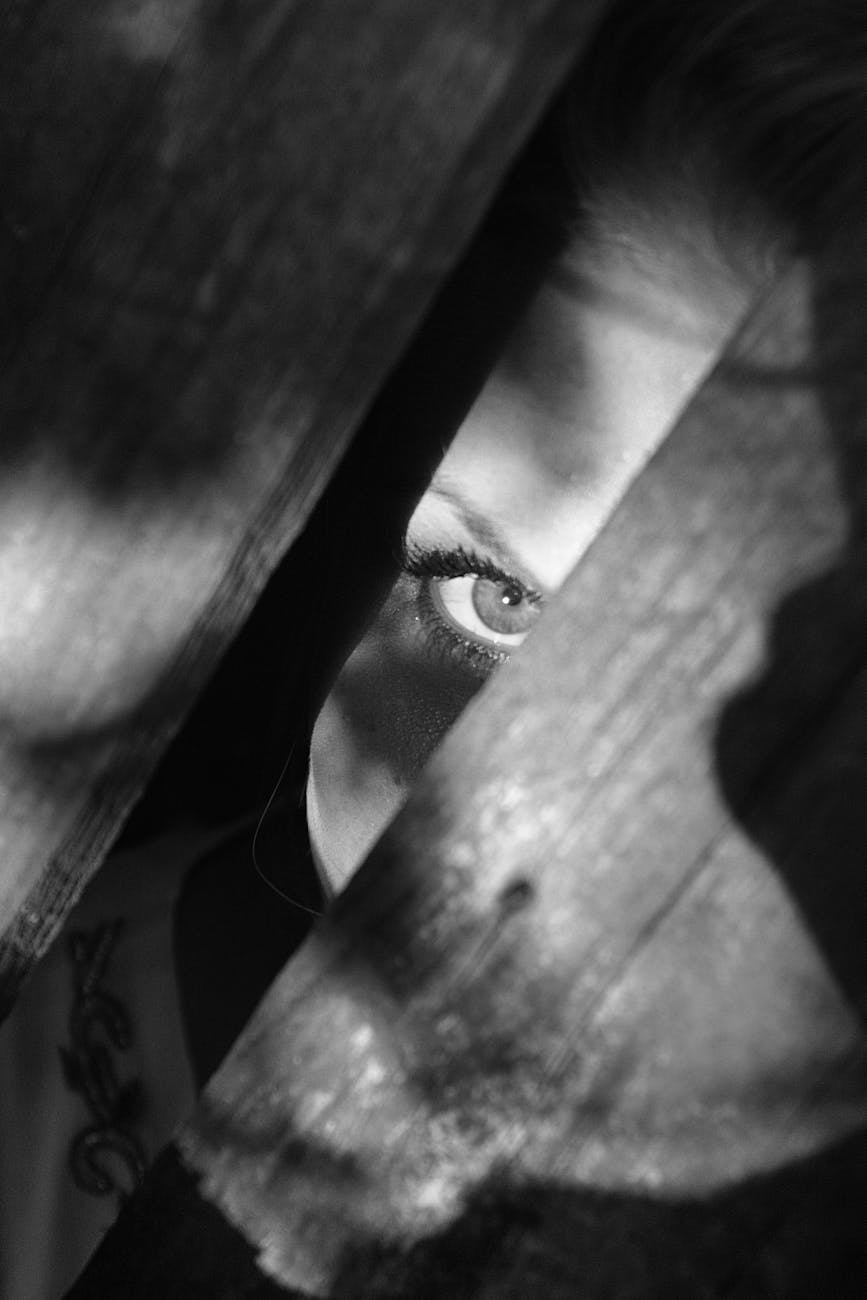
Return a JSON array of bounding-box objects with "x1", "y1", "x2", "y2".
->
[{"x1": 471, "y1": 577, "x2": 537, "y2": 638}]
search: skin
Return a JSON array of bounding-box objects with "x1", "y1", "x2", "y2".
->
[{"x1": 307, "y1": 222, "x2": 756, "y2": 894}]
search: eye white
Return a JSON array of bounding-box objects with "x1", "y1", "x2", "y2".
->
[{"x1": 431, "y1": 574, "x2": 540, "y2": 648}]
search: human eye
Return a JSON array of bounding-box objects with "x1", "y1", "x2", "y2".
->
[{"x1": 401, "y1": 542, "x2": 543, "y2": 675}]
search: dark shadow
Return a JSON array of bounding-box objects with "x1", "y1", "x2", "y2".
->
[
  {"x1": 65, "y1": 1144, "x2": 306, "y2": 1300},
  {"x1": 328, "y1": 1126, "x2": 867, "y2": 1298},
  {"x1": 173, "y1": 816, "x2": 323, "y2": 1087},
  {"x1": 66, "y1": 1125, "x2": 867, "y2": 1298}
]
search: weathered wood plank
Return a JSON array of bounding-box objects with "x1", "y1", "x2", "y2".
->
[
  {"x1": 0, "y1": 0, "x2": 604, "y2": 1014},
  {"x1": 0, "y1": 0, "x2": 186, "y2": 350},
  {"x1": 69, "y1": 221, "x2": 867, "y2": 1293}
]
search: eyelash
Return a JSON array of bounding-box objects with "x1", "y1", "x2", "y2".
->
[{"x1": 400, "y1": 541, "x2": 542, "y2": 676}]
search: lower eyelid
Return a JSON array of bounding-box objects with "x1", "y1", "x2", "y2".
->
[{"x1": 416, "y1": 582, "x2": 508, "y2": 676}]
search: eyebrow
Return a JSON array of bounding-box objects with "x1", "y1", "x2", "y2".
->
[{"x1": 427, "y1": 478, "x2": 547, "y2": 595}]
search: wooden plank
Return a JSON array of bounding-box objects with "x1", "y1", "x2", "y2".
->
[
  {"x1": 0, "y1": 0, "x2": 183, "y2": 352},
  {"x1": 70, "y1": 222, "x2": 867, "y2": 1292},
  {"x1": 0, "y1": 0, "x2": 605, "y2": 1015}
]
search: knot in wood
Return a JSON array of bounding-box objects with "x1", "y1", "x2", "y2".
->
[{"x1": 497, "y1": 877, "x2": 535, "y2": 917}]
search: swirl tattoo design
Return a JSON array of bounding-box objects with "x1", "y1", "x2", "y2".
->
[{"x1": 58, "y1": 920, "x2": 147, "y2": 1200}]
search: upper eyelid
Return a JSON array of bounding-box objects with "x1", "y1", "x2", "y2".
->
[
  {"x1": 422, "y1": 484, "x2": 549, "y2": 593},
  {"x1": 405, "y1": 481, "x2": 554, "y2": 592},
  {"x1": 401, "y1": 541, "x2": 544, "y2": 603}
]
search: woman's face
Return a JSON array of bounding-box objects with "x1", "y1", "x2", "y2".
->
[{"x1": 307, "y1": 228, "x2": 754, "y2": 894}]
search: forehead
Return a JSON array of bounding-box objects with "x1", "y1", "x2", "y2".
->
[{"x1": 415, "y1": 232, "x2": 755, "y2": 591}]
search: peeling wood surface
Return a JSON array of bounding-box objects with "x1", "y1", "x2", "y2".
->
[
  {"x1": 0, "y1": 0, "x2": 601, "y2": 1013},
  {"x1": 71, "y1": 229, "x2": 867, "y2": 1294}
]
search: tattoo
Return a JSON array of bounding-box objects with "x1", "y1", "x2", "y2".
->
[{"x1": 58, "y1": 920, "x2": 147, "y2": 1200}]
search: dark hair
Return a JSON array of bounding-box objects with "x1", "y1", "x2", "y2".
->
[{"x1": 565, "y1": 0, "x2": 867, "y2": 260}]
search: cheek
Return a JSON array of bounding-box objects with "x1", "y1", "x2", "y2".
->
[
  {"x1": 307, "y1": 600, "x2": 484, "y2": 889},
  {"x1": 331, "y1": 644, "x2": 477, "y2": 788}
]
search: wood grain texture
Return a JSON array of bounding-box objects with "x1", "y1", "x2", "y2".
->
[
  {"x1": 0, "y1": 0, "x2": 603, "y2": 1015},
  {"x1": 68, "y1": 222, "x2": 867, "y2": 1294}
]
